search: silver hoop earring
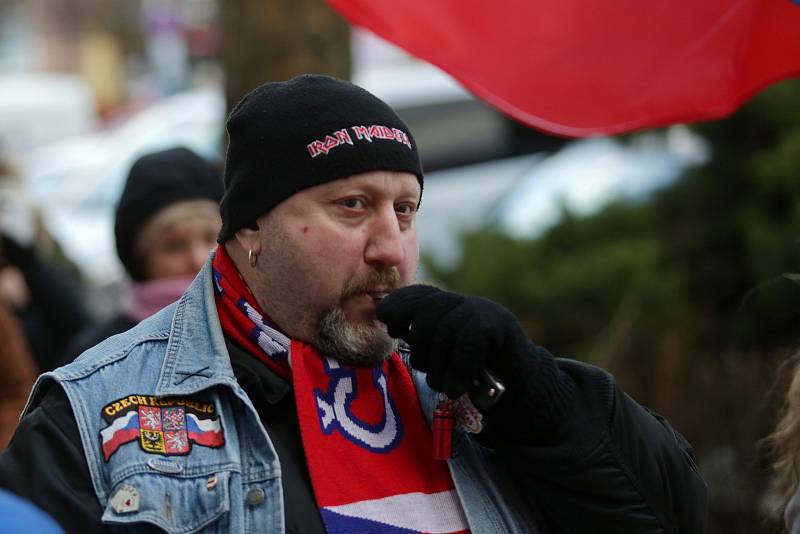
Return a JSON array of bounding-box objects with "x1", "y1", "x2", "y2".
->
[{"x1": 248, "y1": 249, "x2": 258, "y2": 267}]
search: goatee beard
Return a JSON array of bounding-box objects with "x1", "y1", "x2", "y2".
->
[
  {"x1": 314, "y1": 269, "x2": 400, "y2": 366},
  {"x1": 316, "y1": 307, "x2": 398, "y2": 366}
]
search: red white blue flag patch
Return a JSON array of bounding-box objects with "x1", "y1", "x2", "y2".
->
[{"x1": 100, "y1": 395, "x2": 224, "y2": 461}]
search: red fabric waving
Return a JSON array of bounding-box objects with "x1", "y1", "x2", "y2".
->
[{"x1": 328, "y1": 0, "x2": 800, "y2": 136}]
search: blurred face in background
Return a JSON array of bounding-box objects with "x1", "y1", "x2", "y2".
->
[{"x1": 136, "y1": 200, "x2": 221, "y2": 280}]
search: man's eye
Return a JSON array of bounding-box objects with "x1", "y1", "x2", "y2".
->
[
  {"x1": 396, "y1": 203, "x2": 415, "y2": 215},
  {"x1": 341, "y1": 198, "x2": 364, "y2": 209}
]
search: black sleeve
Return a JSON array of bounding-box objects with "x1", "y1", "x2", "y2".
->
[
  {"x1": 58, "y1": 316, "x2": 136, "y2": 367},
  {"x1": 1, "y1": 235, "x2": 92, "y2": 371},
  {"x1": 0, "y1": 383, "x2": 108, "y2": 534},
  {"x1": 484, "y1": 359, "x2": 707, "y2": 534}
]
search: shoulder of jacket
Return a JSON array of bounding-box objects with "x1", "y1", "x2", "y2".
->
[{"x1": 54, "y1": 303, "x2": 178, "y2": 383}]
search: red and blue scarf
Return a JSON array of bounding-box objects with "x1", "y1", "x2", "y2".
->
[{"x1": 212, "y1": 247, "x2": 469, "y2": 533}]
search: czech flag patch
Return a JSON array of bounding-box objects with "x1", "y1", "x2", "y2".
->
[{"x1": 100, "y1": 395, "x2": 225, "y2": 461}]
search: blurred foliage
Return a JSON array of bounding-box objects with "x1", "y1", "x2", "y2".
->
[
  {"x1": 427, "y1": 203, "x2": 684, "y2": 359},
  {"x1": 425, "y1": 79, "x2": 800, "y2": 534}
]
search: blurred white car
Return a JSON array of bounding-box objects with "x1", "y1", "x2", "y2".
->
[
  {"x1": 493, "y1": 128, "x2": 709, "y2": 240},
  {"x1": 0, "y1": 73, "x2": 96, "y2": 154},
  {"x1": 418, "y1": 129, "x2": 707, "y2": 270}
]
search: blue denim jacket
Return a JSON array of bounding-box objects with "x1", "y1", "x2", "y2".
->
[{"x1": 25, "y1": 257, "x2": 539, "y2": 533}]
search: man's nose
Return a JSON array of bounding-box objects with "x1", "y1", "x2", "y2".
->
[{"x1": 364, "y1": 208, "x2": 405, "y2": 269}]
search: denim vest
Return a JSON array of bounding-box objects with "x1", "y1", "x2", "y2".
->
[{"x1": 25, "y1": 257, "x2": 540, "y2": 533}]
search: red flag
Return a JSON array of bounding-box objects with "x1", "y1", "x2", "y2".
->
[{"x1": 327, "y1": 0, "x2": 800, "y2": 137}]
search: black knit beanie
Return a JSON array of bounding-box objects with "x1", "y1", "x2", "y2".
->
[
  {"x1": 218, "y1": 74, "x2": 424, "y2": 242},
  {"x1": 115, "y1": 147, "x2": 224, "y2": 280}
]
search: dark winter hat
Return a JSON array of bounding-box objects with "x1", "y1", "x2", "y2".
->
[
  {"x1": 115, "y1": 147, "x2": 224, "y2": 280},
  {"x1": 217, "y1": 74, "x2": 424, "y2": 242}
]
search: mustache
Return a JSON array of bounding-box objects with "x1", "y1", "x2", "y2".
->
[{"x1": 340, "y1": 269, "x2": 401, "y2": 301}]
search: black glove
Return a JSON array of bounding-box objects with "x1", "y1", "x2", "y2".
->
[{"x1": 377, "y1": 285, "x2": 576, "y2": 443}]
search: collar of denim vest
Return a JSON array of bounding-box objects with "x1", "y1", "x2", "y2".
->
[{"x1": 153, "y1": 250, "x2": 242, "y2": 397}]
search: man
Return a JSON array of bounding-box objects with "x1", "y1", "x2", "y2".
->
[{"x1": 0, "y1": 74, "x2": 706, "y2": 533}]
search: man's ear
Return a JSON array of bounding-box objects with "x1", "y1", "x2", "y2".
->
[{"x1": 233, "y1": 222, "x2": 262, "y2": 256}]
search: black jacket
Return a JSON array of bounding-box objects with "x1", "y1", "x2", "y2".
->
[
  {"x1": 59, "y1": 314, "x2": 137, "y2": 365},
  {"x1": 0, "y1": 234, "x2": 91, "y2": 372}
]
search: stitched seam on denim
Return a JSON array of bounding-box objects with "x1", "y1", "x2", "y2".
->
[
  {"x1": 158, "y1": 292, "x2": 188, "y2": 391},
  {"x1": 60, "y1": 380, "x2": 113, "y2": 503},
  {"x1": 56, "y1": 331, "x2": 171, "y2": 381},
  {"x1": 109, "y1": 463, "x2": 241, "y2": 486}
]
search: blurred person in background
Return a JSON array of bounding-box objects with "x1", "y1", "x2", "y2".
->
[
  {"x1": 0, "y1": 299, "x2": 37, "y2": 450},
  {"x1": 768, "y1": 357, "x2": 800, "y2": 532},
  {"x1": 63, "y1": 147, "x2": 223, "y2": 361},
  {"x1": 0, "y1": 153, "x2": 90, "y2": 373}
]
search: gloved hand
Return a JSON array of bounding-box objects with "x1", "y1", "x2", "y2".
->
[
  {"x1": 377, "y1": 285, "x2": 521, "y2": 398},
  {"x1": 377, "y1": 285, "x2": 576, "y2": 443}
]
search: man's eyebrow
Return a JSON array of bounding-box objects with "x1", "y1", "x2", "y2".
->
[
  {"x1": 320, "y1": 179, "x2": 420, "y2": 200},
  {"x1": 402, "y1": 187, "x2": 423, "y2": 201}
]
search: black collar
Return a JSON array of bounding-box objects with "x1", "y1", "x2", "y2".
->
[{"x1": 225, "y1": 337, "x2": 291, "y2": 405}]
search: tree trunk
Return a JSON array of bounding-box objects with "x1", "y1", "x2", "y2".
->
[{"x1": 220, "y1": 0, "x2": 350, "y2": 114}]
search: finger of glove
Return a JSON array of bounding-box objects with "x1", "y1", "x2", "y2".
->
[
  {"x1": 422, "y1": 304, "x2": 477, "y2": 396},
  {"x1": 481, "y1": 305, "x2": 528, "y2": 380},
  {"x1": 404, "y1": 291, "x2": 468, "y2": 373},
  {"x1": 376, "y1": 285, "x2": 448, "y2": 340},
  {"x1": 442, "y1": 309, "x2": 498, "y2": 398},
  {"x1": 404, "y1": 301, "x2": 454, "y2": 373}
]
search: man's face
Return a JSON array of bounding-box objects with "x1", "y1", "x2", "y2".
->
[{"x1": 248, "y1": 170, "x2": 421, "y2": 365}]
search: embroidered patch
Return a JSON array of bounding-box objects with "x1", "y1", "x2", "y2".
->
[{"x1": 99, "y1": 395, "x2": 225, "y2": 461}]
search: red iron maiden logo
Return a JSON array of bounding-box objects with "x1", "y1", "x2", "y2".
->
[{"x1": 307, "y1": 125, "x2": 412, "y2": 158}]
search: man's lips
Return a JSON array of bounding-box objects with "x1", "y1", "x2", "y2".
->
[
  {"x1": 343, "y1": 290, "x2": 392, "y2": 307},
  {"x1": 368, "y1": 290, "x2": 390, "y2": 302}
]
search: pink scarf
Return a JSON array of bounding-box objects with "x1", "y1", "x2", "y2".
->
[
  {"x1": 212, "y1": 247, "x2": 469, "y2": 533},
  {"x1": 119, "y1": 275, "x2": 196, "y2": 322}
]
